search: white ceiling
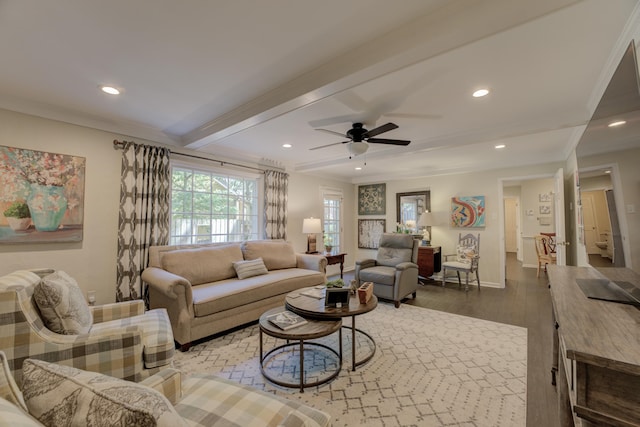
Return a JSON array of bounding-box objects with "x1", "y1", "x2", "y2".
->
[{"x1": 1, "y1": 0, "x2": 638, "y2": 183}]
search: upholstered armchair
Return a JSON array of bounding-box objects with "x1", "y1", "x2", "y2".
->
[
  {"x1": 0, "y1": 269, "x2": 175, "y2": 386},
  {"x1": 355, "y1": 233, "x2": 420, "y2": 308}
]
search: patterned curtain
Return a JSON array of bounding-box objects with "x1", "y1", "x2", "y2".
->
[
  {"x1": 116, "y1": 141, "x2": 171, "y2": 301},
  {"x1": 263, "y1": 169, "x2": 288, "y2": 239}
]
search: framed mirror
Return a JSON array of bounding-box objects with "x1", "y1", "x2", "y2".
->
[{"x1": 396, "y1": 191, "x2": 430, "y2": 234}]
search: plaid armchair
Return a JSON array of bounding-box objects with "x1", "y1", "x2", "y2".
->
[{"x1": 0, "y1": 269, "x2": 174, "y2": 386}]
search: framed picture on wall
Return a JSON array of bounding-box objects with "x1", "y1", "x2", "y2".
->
[
  {"x1": 358, "y1": 183, "x2": 386, "y2": 215},
  {"x1": 450, "y1": 195, "x2": 485, "y2": 228},
  {"x1": 0, "y1": 145, "x2": 85, "y2": 243},
  {"x1": 539, "y1": 192, "x2": 552, "y2": 202},
  {"x1": 358, "y1": 219, "x2": 386, "y2": 249}
]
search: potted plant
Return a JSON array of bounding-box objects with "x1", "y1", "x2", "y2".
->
[
  {"x1": 324, "y1": 235, "x2": 333, "y2": 253},
  {"x1": 3, "y1": 201, "x2": 31, "y2": 231}
]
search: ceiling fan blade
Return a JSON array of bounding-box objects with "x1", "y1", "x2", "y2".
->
[
  {"x1": 308, "y1": 114, "x2": 361, "y2": 128},
  {"x1": 384, "y1": 112, "x2": 442, "y2": 120},
  {"x1": 315, "y1": 128, "x2": 346, "y2": 138},
  {"x1": 364, "y1": 122, "x2": 398, "y2": 138},
  {"x1": 367, "y1": 138, "x2": 411, "y2": 146},
  {"x1": 309, "y1": 141, "x2": 348, "y2": 151}
]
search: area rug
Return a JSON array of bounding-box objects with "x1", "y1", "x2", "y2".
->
[{"x1": 174, "y1": 303, "x2": 527, "y2": 427}]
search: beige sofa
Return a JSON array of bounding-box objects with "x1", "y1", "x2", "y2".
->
[{"x1": 142, "y1": 239, "x2": 327, "y2": 351}]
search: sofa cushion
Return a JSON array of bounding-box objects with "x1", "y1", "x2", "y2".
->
[
  {"x1": 176, "y1": 374, "x2": 330, "y2": 427},
  {"x1": 161, "y1": 244, "x2": 243, "y2": 285},
  {"x1": 89, "y1": 308, "x2": 174, "y2": 369},
  {"x1": 233, "y1": 258, "x2": 269, "y2": 280},
  {"x1": 241, "y1": 240, "x2": 297, "y2": 270},
  {"x1": 0, "y1": 351, "x2": 27, "y2": 412},
  {"x1": 376, "y1": 234, "x2": 415, "y2": 267},
  {"x1": 358, "y1": 266, "x2": 396, "y2": 286},
  {"x1": 192, "y1": 269, "x2": 325, "y2": 318},
  {"x1": 21, "y1": 358, "x2": 187, "y2": 427},
  {"x1": 32, "y1": 271, "x2": 93, "y2": 335},
  {"x1": 0, "y1": 397, "x2": 41, "y2": 426}
]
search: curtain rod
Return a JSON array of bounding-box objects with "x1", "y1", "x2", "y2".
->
[{"x1": 113, "y1": 140, "x2": 274, "y2": 173}]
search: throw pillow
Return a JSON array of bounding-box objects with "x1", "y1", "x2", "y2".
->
[
  {"x1": 21, "y1": 358, "x2": 188, "y2": 427},
  {"x1": 233, "y1": 258, "x2": 269, "y2": 279},
  {"x1": 33, "y1": 271, "x2": 92, "y2": 335},
  {"x1": 456, "y1": 244, "x2": 477, "y2": 265}
]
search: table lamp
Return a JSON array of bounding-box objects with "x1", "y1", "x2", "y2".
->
[
  {"x1": 418, "y1": 211, "x2": 433, "y2": 245},
  {"x1": 302, "y1": 217, "x2": 322, "y2": 253}
]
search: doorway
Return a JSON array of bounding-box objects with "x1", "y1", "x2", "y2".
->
[{"x1": 499, "y1": 171, "x2": 563, "y2": 287}]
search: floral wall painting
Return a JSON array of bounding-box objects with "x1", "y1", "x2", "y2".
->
[
  {"x1": 450, "y1": 195, "x2": 485, "y2": 228},
  {"x1": 0, "y1": 145, "x2": 85, "y2": 243},
  {"x1": 358, "y1": 183, "x2": 386, "y2": 215},
  {"x1": 358, "y1": 219, "x2": 386, "y2": 249}
]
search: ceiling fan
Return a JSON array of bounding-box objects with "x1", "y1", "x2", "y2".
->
[{"x1": 310, "y1": 122, "x2": 410, "y2": 157}]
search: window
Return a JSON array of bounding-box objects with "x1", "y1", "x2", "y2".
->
[
  {"x1": 322, "y1": 189, "x2": 343, "y2": 252},
  {"x1": 170, "y1": 164, "x2": 260, "y2": 245}
]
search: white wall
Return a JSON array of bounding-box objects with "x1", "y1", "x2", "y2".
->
[
  {"x1": 354, "y1": 164, "x2": 561, "y2": 287},
  {"x1": 0, "y1": 109, "x2": 123, "y2": 305},
  {"x1": 287, "y1": 173, "x2": 355, "y2": 278}
]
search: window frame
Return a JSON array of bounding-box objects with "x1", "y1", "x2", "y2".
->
[
  {"x1": 321, "y1": 187, "x2": 343, "y2": 253},
  {"x1": 169, "y1": 159, "x2": 263, "y2": 245}
]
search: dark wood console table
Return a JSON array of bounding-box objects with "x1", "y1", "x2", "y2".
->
[
  {"x1": 548, "y1": 265, "x2": 640, "y2": 426},
  {"x1": 324, "y1": 252, "x2": 346, "y2": 278},
  {"x1": 417, "y1": 246, "x2": 441, "y2": 279}
]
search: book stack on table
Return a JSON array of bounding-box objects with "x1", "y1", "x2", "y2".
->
[{"x1": 266, "y1": 310, "x2": 308, "y2": 330}]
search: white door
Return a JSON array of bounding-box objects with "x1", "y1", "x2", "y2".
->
[
  {"x1": 554, "y1": 168, "x2": 566, "y2": 265},
  {"x1": 581, "y1": 192, "x2": 599, "y2": 254},
  {"x1": 504, "y1": 198, "x2": 518, "y2": 253}
]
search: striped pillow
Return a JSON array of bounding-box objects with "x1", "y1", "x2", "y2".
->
[{"x1": 233, "y1": 258, "x2": 269, "y2": 280}]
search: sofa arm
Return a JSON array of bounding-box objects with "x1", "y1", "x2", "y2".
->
[
  {"x1": 354, "y1": 259, "x2": 376, "y2": 283},
  {"x1": 296, "y1": 253, "x2": 327, "y2": 272},
  {"x1": 91, "y1": 300, "x2": 144, "y2": 323},
  {"x1": 141, "y1": 267, "x2": 193, "y2": 308},
  {"x1": 395, "y1": 261, "x2": 418, "y2": 271},
  {"x1": 139, "y1": 368, "x2": 182, "y2": 405}
]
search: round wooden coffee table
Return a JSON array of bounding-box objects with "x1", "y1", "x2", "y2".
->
[
  {"x1": 285, "y1": 288, "x2": 378, "y2": 371},
  {"x1": 259, "y1": 306, "x2": 342, "y2": 392}
]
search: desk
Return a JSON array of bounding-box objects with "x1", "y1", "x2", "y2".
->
[
  {"x1": 417, "y1": 246, "x2": 441, "y2": 279},
  {"x1": 548, "y1": 265, "x2": 640, "y2": 426},
  {"x1": 324, "y1": 252, "x2": 346, "y2": 278}
]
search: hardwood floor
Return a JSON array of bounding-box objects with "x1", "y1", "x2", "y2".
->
[{"x1": 335, "y1": 252, "x2": 559, "y2": 427}]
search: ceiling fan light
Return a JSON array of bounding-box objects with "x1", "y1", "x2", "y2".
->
[{"x1": 347, "y1": 141, "x2": 368, "y2": 156}]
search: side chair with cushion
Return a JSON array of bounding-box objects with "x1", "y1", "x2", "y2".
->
[
  {"x1": 355, "y1": 233, "x2": 420, "y2": 308},
  {"x1": 0, "y1": 269, "x2": 175, "y2": 387},
  {"x1": 0, "y1": 351, "x2": 331, "y2": 427},
  {"x1": 441, "y1": 233, "x2": 480, "y2": 291}
]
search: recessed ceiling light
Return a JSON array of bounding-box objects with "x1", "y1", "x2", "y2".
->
[
  {"x1": 495, "y1": 144, "x2": 506, "y2": 149},
  {"x1": 604, "y1": 170, "x2": 611, "y2": 174},
  {"x1": 608, "y1": 120, "x2": 626, "y2": 127},
  {"x1": 100, "y1": 86, "x2": 120, "y2": 95},
  {"x1": 473, "y1": 88, "x2": 489, "y2": 98},
  {"x1": 282, "y1": 143, "x2": 292, "y2": 148},
  {"x1": 355, "y1": 167, "x2": 362, "y2": 171}
]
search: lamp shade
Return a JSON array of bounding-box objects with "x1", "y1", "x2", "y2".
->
[
  {"x1": 418, "y1": 211, "x2": 432, "y2": 227},
  {"x1": 302, "y1": 217, "x2": 322, "y2": 234}
]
